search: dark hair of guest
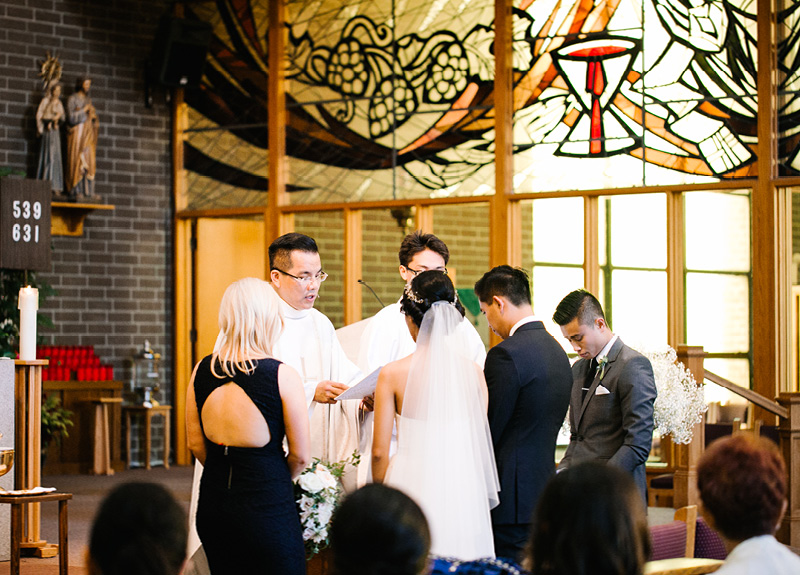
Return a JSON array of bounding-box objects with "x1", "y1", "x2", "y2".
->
[
  {"x1": 89, "y1": 482, "x2": 187, "y2": 575},
  {"x1": 330, "y1": 484, "x2": 431, "y2": 575},
  {"x1": 552, "y1": 289, "x2": 606, "y2": 327},
  {"x1": 398, "y1": 231, "x2": 449, "y2": 267},
  {"x1": 527, "y1": 462, "x2": 650, "y2": 575},
  {"x1": 268, "y1": 232, "x2": 319, "y2": 270},
  {"x1": 697, "y1": 434, "x2": 786, "y2": 541},
  {"x1": 401, "y1": 270, "x2": 465, "y2": 328},
  {"x1": 474, "y1": 265, "x2": 531, "y2": 307}
]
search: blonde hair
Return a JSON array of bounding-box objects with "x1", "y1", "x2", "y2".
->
[{"x1": 211, "y1": 278, "x2": 283, "y2": 378}]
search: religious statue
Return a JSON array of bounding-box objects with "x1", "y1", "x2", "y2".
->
[
  {"x1": 36, "y1": 52, "x2": 65, "y2": 196},
  {"x1": 35, "y1": 83, "x2": 65, "y2": 195},
  {"x1": 65, "y1": 76, "x2": 98, "y2": 200}
]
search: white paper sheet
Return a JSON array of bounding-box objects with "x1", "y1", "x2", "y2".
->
[{"x1": 335, "y1": 367, "x2": 381, "y2": 401}]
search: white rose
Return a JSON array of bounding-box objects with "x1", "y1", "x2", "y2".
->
[
  {"x1": 316, "y1": 467, "x2": 338, "y2": 490},
  {"x1": 299, "y1": 472, "x2": 325, "y2": 493},
  {"x1": 317, "y1": 502, "x2": 334, "y2": 526},
  {"x1": 298, "y1": 495, "x2": 314, "y2": 512}
]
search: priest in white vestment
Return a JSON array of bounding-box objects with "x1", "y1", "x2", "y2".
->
[
  {"x1": 185, "y1": 233, "x2": 361, "y2": 574},
  {"x1": 356, "y1": 231, "x2": 486, "y2": 484}
]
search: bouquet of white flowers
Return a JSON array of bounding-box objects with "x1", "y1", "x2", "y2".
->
[
  {"x1": 294, "y1": 450, "x2": 360, "y2": 558},
  {"x1": 642, "y1": 345, "x2": 707, "y2": 444}
]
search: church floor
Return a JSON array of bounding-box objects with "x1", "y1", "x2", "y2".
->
[
  {"x1": 0, "y1": 466, "x2": 195, "y2": 575},
  {"x1": 0, "y1": 465, "x2": 674, "y2": 574}
]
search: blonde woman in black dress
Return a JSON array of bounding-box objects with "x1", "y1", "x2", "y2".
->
[{"x1": 186, "y1": 278, "x2": 310, "y2": 575}]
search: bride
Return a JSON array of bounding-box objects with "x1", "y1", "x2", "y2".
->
[{"x1": 371, "y1": 270, "x2": 499, "y2": 560}]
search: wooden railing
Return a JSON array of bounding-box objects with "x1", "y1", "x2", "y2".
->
[{"x1": 674, "y1": 345, "x2": 800, "y2": 548}]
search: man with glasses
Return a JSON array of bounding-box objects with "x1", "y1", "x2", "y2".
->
[
  {"x1": 356, "y1": 231, "x2": 486, "y2": 484},
  {"x1": 268, "y1": 233, "x2": 362, "y2": 460},
  {"x1": 358, "y1": 231, "x2": 486, "y2": 373}
]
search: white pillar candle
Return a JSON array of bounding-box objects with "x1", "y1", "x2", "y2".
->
[{"x1": 18, "y1": 286, "x2": 38, "y2": 361}]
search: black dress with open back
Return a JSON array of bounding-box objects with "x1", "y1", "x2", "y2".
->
[{"x1": 194, "y1": 355, "x2": 305, "y2": 575}]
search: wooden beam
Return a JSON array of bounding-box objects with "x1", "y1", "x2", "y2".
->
[
  {"x1": 344, "y1": 209, "x2": 362, "y2": 325},
  {"x1": 490, "y1": 0, "x2": 513, "y2": 269},
  {"x1": 415, "y1": 204, "x2": 433, "y2": 234},
  {"x1": 705, "y1": 370, "x2": 788, "y2": 419},
  {"x1": 667, "y1": 191, "x2": 685, "y2": 348},
  {"x1": 674, "y1": 345, "x2": 706, "y2": 508},
  {"x1": 777, "y1": 392, "x2": 800, "y2": 547},
  {"x1": 267, "y1": 0, "x2": 287, "y2": 245},
  {"x1": 171, "y1": 86, "x2": 192, "y2": 466},
  {"x1": 583, "y1": 196, "x2": 599, "y2": 295},
  {"x1": 752, "y1": 0, "x2": 781, "y2": 424}
]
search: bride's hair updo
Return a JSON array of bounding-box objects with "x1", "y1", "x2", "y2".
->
[{"x1": 401, "y1": 270, "x2": 465, "y2": 328}]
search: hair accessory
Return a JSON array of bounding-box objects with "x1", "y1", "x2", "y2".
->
[{"x1": 404, "y1": 282, "x2": 424, "y2": 304}]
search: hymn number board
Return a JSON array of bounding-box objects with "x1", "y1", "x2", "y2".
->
[{"x1": 0, "y1": 179, "x2": 51, "y2": 271}]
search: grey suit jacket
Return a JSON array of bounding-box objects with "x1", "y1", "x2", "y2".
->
[{"x1": 559, "y1": 338, "x2": 657, "y2": 501}]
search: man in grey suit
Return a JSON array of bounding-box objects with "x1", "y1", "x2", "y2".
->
[
  {"x1": 553, "y1": 289, "x2": 657, "y2": 503},
  {"x1": 475, "y1": 266, "x2": 573, "y2": 561}
]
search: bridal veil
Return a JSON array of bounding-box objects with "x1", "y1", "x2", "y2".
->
[{"x1": 386, "y1": 301, "x2": 499, "y2": 559}]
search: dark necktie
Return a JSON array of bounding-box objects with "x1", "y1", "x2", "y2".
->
[{"x1": 582, "y1": 358, "x2": 598, "y2": 402}]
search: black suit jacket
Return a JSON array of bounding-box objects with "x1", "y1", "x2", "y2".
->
[
  {"x1": 560, "y1": 338, "x2": 657, "y2": 501},
  {"x1": 484, "y1": 320, "x2": 573, "y2": 525}
]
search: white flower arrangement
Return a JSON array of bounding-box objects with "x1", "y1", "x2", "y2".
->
[
  {"x1": 640, "y1": 345, "x2": 707, "y2": 444},
  {"x1": 561, "y1": 345, "x2": 707, "y2": 445},
  {"x1": 294, "y1": 451, "x2": 360, "y2": 558}
]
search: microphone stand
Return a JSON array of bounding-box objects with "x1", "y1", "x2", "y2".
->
[{"x1": 358, "y1": 279, "x2": 385, "y2": 308}]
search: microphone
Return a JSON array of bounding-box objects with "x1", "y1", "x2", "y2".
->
[{"x1": 358, "y1": 279, "x2": 385, "y2": 308}]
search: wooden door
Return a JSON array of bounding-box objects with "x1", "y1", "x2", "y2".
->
[{"x1": 194, "y1": 218, "x2": 266, "y2": 361}]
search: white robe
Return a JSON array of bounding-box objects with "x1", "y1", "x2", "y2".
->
[
  {"x1": 356, "y1": 300, "x2": 487, "y2": 485},
  {"x1": 185, "y1": 298, "x2": 362, "y2": 572},
  {"x1": 358, "y1": 301, "x2": 486, "y2": 373}
]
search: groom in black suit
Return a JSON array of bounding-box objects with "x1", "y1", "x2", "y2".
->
[{"x1": 475, "y1": 266, "x2": 572, "y2": 561}]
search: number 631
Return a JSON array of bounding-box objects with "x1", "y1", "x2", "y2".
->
[{"x1": 12, "y1": 223, "x2": 38, "y2": 243}]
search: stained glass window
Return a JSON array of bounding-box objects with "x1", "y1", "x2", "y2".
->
[{"x1": 179, "y1": 1, "x2": 800, "y2": 208}]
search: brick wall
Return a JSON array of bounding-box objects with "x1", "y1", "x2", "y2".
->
[{"x1": 0, "y1": 1, "x2": 174, "y2": 464}]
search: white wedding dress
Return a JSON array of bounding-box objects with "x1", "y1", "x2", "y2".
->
[{"x1": 385, "y1": 302, "x2": 499, "y2": 560}]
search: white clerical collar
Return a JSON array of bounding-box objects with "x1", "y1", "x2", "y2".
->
[
  {"x1": 278, "y1": 292, "x2": 313, "y2": 320},
  {"x1": 509, "y1": 315, "x2": 539, "y2": 337},
  {"x1": 595, "y1": 334, "x2": 618, "y2": 361}
]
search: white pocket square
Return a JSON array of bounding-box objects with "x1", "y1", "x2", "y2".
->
[{"x1": 595, "y1": 385, "x2": 610, "y2": 395}]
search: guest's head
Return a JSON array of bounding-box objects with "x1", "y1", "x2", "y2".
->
[
  {"x1": 697, "y1": 434, "x2": 787, "y2": 543},
  {"x1": 330, "y1": 484, "x2": 431, "y2": 575},
  {"x1": 268, "y1": 232, "x2": 326, "y2": 310},
  {"x1": 88, "y1": 482, "x2": 187, "y2": 575},
  {"x1": 213, "y1": 277, "x2": 282, "y2": 377},
  {"x1": 474, "y1": 266, "x2": 532, "y2": 339},
  {"x1": 553, "y1": 289, "x2": 612, "y2": 359},
  {"x1": 527, "y1": 462, "x2": 650, "y2": 575},
  {"x1": 398, "y1": 231, "x2": 449, "y2": 285},
  {"x1": 401, "y1": 270, "x2": 464, "y2": 330}
]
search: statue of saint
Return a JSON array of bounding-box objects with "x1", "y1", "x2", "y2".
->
[
  {"x1": 35, "y1": 83, "x2": 65, "y2": 195},
  {"x1": 66, "y1": 76, "x2": 98, "y2": 200}
]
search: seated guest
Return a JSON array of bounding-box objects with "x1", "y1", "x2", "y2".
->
[
  {"x1": 697, "y1": 434, "x2": 800, "y2": 574},
  {"x1": 88, "y1": 482, "x2": 187, "y2": 575},
  {"x1": 330, "y1": 483, "x2": 431, "y2": 575},
  {"x1": 526, "y1": 461, "x2": 650, "y2": 575}
]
